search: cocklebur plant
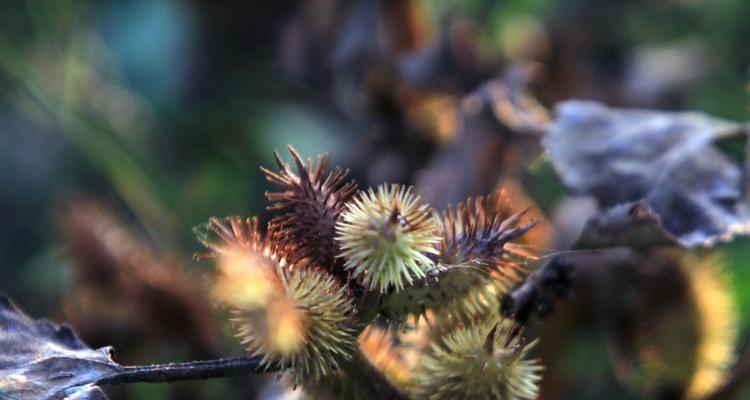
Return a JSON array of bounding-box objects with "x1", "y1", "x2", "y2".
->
[
  {"x1": 381, "y1": 191, "x2": 536, "y2": 326},
  {"x1": 412, "y1": 318, "x2": 543, "y2": 400},
  {"x1": 196, "y1": 216, "x2": 357, "y2": 386},
  {"x1": 336, "y1": 184, "x2": 441, "y2": 293},
  {"x1": 194, "y1": 146, "x2": 545, "y2": 398},
  {"x1": 0, "y1": 144, "x2": 549, "y2": 400}
]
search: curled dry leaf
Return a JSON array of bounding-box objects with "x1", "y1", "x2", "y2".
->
[
  {"x1": 0, "y1": 295, "x2": 120, "y2": 400},
  {"x1": 0, "y1": 295, "x2": 268, "y2": 399},
  {"x1": 544, "y1": 100, "x2": 750, "y2": 247}
]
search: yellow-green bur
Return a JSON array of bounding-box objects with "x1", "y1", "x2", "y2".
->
[{"x1": 380, "y1": 265, "x2": 508, "y2": 325}]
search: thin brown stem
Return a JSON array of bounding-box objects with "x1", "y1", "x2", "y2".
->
[{"x1": 97, "y1": 356, "x2": 271, "y2": 385}]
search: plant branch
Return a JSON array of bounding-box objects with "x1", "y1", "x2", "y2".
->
[
  {"x1": 97, "y1": 356, "x2": 273, "y2": 386},
  {"x1": 500, "y1": 256, "x2": 575, "y2": 324}
]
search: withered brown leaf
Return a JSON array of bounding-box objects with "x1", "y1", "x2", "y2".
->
[{"x1": 545, "y1": 100, "x2": 750, "y2": 247}]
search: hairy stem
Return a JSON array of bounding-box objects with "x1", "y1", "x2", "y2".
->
[
  {"x1": 98, "y1": 356, "x2": 272, "y2": 385},
  {"x1": 97, "y1": 352, "x2": 408, "y2": 400}
]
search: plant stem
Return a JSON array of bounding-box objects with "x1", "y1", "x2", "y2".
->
[
  {"x1": 97, "y1": 353, "x2": 408, "y2": 400},
  {"x1": 97, "y1": 356, "x2": 272, "y2": 385}
]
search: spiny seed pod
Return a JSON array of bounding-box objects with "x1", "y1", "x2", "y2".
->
[
  {"x1": 262, "y1": 146, "x2": 357, "y2": 272},
  {"x1": 380, "y1": 191, "x2": 535, "y2": 324},
  {"x1": 336, "y1": 184, "x2": 441, "y2": 293},
  {"x1": 199, "y1": 221, "x2": 279, "y2": 308},
  {"x1": 438, "y1": 190, "x2": 535, "y2": 281},
  {"x1": 196, "y1": 216, "x2": 357, "y2": 385},
  {"x1": 233, "y1": 267, "x2": 358, "y2": 385},
  {"x1": 307, "y1": 318, "x2": 430, "y2": 400},
  {"x1": 381, "y1": 269, "x2": 503, "y2": 326},
  {"x1": 431, "y1": 282, "x2": 504, "y2": 331},
  {"x1": 358, "y1": 324, "x2": 421, "y2": 388},
  {"x1": 412, "y1": 317, "x2": 543, "y2": 400},
  {"x1": 196, "y1": 216, "x2": 280, "y2": 308}
]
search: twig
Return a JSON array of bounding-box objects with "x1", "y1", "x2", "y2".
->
[
  {"x1": 96, "y1": 352, "x2": 407, "y2": 400},
  {"x1": 500, "y1": 256, "x2": 575, "y2": 324},
  {"x1": 97, "y1": 356, "x2": 272, "y2": 385}
]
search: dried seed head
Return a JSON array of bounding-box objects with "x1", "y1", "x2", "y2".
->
[
  {"x1": 412, "y1": 317, "x2": 543, "y2": 400},
  {"x1": 196, "y1": 216, "x2": 281, "y2": 308},
  {"x1": 212, "y1": 246, "x2": 282, "y2": 309},
  {"x1": 380, "y1": 191, "x2": 536, "y2": 324},
  {"x1": 197, "y1": 216, "x2": 357, "y2": 385},
  {"x1": 359, "y1": 323, "x2": 425, "y2": 388},
  {"x1": 438, "y1": 191, "x2": 535, "y2": 283},
  {"x1": 262, "y1": 145, "x2": 357, "y2": 272},
  {"x1": 381, "y1": 268, "x2": 503, "y2": 327},
  {"x1": 336, "y1": 184, "x2": 441, "y2": 293},
  {"x1": 233, "y1": 267, "x2": 357, "y2": 385},
  {"x1": 266, "y1": 294, "x2": 306, "y2": 355}
]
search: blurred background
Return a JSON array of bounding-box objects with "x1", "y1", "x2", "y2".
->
[{"x1": 0, "y1": 0, "x2": 749, "y2": 399}]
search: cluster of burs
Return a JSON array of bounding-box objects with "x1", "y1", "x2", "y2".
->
[{"x1": 197, "y1": 146, "x2": 543, "y2": 399}]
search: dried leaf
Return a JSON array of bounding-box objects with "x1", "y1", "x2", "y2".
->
[
  {"x1": 545, "y1": 100, "x2": 750, "y2": 247},
  {"x1": 0, "y1": 295, "x2": 120, "y2": 400}
]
